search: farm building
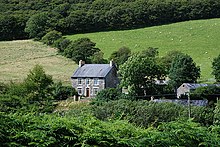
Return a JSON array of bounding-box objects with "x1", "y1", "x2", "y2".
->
[{"x1": 71, "y1": 60, "x2": 119, "y2": 97}]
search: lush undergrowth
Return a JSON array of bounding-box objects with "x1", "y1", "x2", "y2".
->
[
  {"x1": 1, "y1": 99, "x2": 220, "y2": 146},
  {"x1": 67, "y1": 18, "x2": 220, "y2": 82},
  {"x1": 0, "y1": 40, "x2": 77, "y2": 85}
]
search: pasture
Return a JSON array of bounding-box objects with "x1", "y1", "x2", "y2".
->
[
  {"x1": 67, "y1": 18, "x2": 220, "y2": 82},
  {"x1": 0, "y1": 40, "x2": 77, "y2": 85},
  {"x1": 0, "y1": 19, "x2": 219, "y2": 84}
]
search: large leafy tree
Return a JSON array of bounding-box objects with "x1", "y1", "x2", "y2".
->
[
  {"x1": 160, "y1": 50, "x2": 184, "y2": 74},
  {"x1": 109, "y1": 46, "x2": 131, "y2": 67},
  {"x1": 168, "y1": 54, "x2": 200, "y2": 90},
  {"x1": 25, "y1": 12, "x2": 50, "y2": 40},
  {"x1": 24, "y1": 64, "x2": 54, "y2": 102},
  {"x1": 119, "y1": 52, "x2": 165, "y2": 96},
  {"x1": 212, "y1": 54, "x2": 220, "y2": 82},
  {"x1": 64, "y1": 38, "x2": 100, "y2": 63}
]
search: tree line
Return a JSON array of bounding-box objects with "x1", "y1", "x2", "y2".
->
[{"x1": 1, "y1": 0, "x2": 220, "y2": 40}]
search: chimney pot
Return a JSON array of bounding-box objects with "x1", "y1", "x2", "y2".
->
[
  {"x1": 110, "y1": 60, "x2": 113, "y2": 67},
  {"x1": 79, "y1": 60, "x2": 85, "y2": 67}
]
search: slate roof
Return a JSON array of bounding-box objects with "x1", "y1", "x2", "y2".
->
[
  {"x1": 182, "y1": 83, "x2": 220, "y2": 90},
  {"x1": 71, "y1": 64, "x2": 113, "y2": 78}
]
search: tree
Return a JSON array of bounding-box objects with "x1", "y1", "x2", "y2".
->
[
  {"x1": 109, "y1": 46, "x2": 131, "y2": 67},
  {"x1": 25, "y1": 12, "x2": 50, "y2": 40},
  {"x1": 212, "y1": 54, "x2": 220, "y2": 82},
  {"x1": 191, "y1": 86, "x2": 220, "y2": 105},
  {"x1": 119, "y1": 52, "x2": 165, "y2": 96},
  {"x1": 141, "y1": 47, "x2": 159, "y2": 58},
  {"x1": 41, "y1": 30, "x2": 62, "y2": 46},
  {"x1": 64, "y1": 38, "x2": 100, "y2": 63},
  {"x1": 24, "y1": 65, "x2": 53, "y2": 101},
  {"x1": 54, "y1": 37, "x2": 72, "y2": 53},
  {"x1": 0, "y1": 15, "x2": 17, "y2": 41},
  {"x1": 90, "y1": 51, "x2": 108, "y2": 64},
  {"x1": 168, "y1": 54, "x2": 200, "y2": 90},
  {"x1": 160, "y1": 50, "x2": 184, "y2": 74}
]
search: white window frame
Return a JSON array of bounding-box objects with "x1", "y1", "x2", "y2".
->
[
  {"x1": 94, "y1": 78, "x2": 99, "y2": 85},
  {"x1": 78, "y1": 78, "x2": 82, "y2": 85},
  {"x1": 86, "y1": 78, "x2": 90, "y2": 85}
]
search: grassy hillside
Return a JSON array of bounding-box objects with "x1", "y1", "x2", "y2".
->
[
  {"x1": 0, "y1": 40, "x2": 77, "y2": 85},
  {"x1": 67, "y1": 18, "x2": 220, "y2": 82}
]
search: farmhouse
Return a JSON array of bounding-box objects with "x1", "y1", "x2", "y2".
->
[
  {"x1": 71, "y1": 60, "x2": 119, "y2": 97},
  {"x1": 177, "y1": 83, "x2": 220, "y2": 98}
]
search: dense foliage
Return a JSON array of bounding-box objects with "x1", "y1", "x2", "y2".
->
[
  {"x1": 0, "y1": 65, "x2": 77, "y2": 113},
  {"x1": 109, "y1": 47, "x2": 131, "y2": 67},
  {"x1": 1, "y1": 0, "x2": 220, "y2": 40},
  {"x1": 191, "y1": 86, "x2": 220, "y2": 102},
  {"x1": 63, "y1": 37, "x2": 100, "y2": 63},
  {"x1": 212, "y1": 54, "x2": 220, "y2": 82},
  {"x1": 119, "y1": 49, "x2": 166, "y2": 96},
  {"x1": 169, "y1": 53, "x2": 201, "y2": 90},
  {"x1": 1, "y1": 99, "x2": 220, "y2": 146},
  {"x1": 1, "y1": 64, "x2": 220, "y2": 146}
]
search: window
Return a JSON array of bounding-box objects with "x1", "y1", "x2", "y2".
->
[
  {"x1": 86, "y1": 78, "x2": 90, "y2": 85},
  {"x1": 94, "y1": 78, "x2": 99, "y2": 85},
  {"x1": 93, "y1": 88, "x2": 99, "y2": 95},
  {"x1": 78, "y1": 78, "x2": 82, "y2": 85},
  {"x1": 78, "y1": 88, "x2": 82, "y2": 95}
]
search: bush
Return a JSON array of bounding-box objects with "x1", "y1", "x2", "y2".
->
[
  {"x1": 53, "y1": 37, "x2": 72, "y2": 53},
  {"x1": 41, "y1": 30, "x2": 62, "y2": 46},
  {"x1": 52, "y1": 82, "x2": 78, "y2": 100},
  {"x1": 2, "y1": 112, "x2": 219, "y2": 147},
  {"x1": 214, "y1": 100, "x2": 220, "y2": 125},
  {"x1": 0, "y1": 65, "x2": 56, "y2": 113},
  {"x1": 92, "y1": 99, "x2": 186, "y2": 127},
  {"x1": 92, "y1": 88, "x2": 124, "y2": 105}
]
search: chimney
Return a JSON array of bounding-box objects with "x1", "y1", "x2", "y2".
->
[
  {"x1": 110, "y1": 60, "x2": 113, "y2": 67},
  {"x1": 79, "y1": 60, "x2": 85, "y2": 67}
]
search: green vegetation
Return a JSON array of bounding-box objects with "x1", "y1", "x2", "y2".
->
[
  {"x1": 1, "y1": 1, "x2": 220, "y2": 146},
  {"x1": 1, "y1": 98, "x2": 220, "y2": 146},
  {"x1": 1, "y1": 0, "x2": 220, "y2": 40},
  {"x1": 0, "y1": 40, "x2": 77, "y2": 85},
  {"x1": 212, "y1": 54, "x2": 220, "y2": 82},
  {"x1": 1, "y1": 66, "x2": 220, "y2": 146},
  {"x1": 119, "y1": 49, "x2": 165, "y2": 96},
  {"x1": 67, "y1": 18, "x2": 220, "y2": 82},
  {"x1": 169, "y1": 53, "x2": 201, "y2": 90},
  {"x1": 63, "y1": 38, "x2": 101, "y2": 63}
]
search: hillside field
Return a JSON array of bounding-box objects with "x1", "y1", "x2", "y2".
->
[
  {"x1": 0, "y1": 40, "x2": 77, "y2": 85},
  {"x1": 67, "y1": 18, "x2": 220, "y2": 82},
  {"x1": 0, "y1": 19, "x2": 219, "y2": 84}
]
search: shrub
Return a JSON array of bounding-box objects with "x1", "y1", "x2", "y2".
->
[
  {"x1": 214, "y1": 100, "x2": 220, "y2": 125},
  {"x1": 92, "y1": 99, "x2": 186, "y2": 127},
  {"x1": 92, "y1": 88, "x2": 126, "y2": 105},
  {"x1": 41, "y1": 30, "x2": 62, "y2": 45},
  {"x1": 52, "y1": 81, "x2": 78, "y2": 100},
  {"x1": 53, "y1": 37, "x2": 72, "y2": 53}
]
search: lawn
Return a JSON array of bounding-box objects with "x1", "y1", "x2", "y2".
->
[
  {"x1": 67, "y1": 18, "x2": 220, "y2": 83},
  {"x1": 0, "y1": 40, "x2": 77, "y2": 85}
]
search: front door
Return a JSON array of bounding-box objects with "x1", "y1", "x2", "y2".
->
[{"x1": 86, "y1": 88, "x2": 90, "y2": 97}]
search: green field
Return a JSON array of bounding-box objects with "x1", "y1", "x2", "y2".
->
[
  {"x1": 67, "y1": 18, "x2": 220, "y2": 82},
  {"x1": 0, "y1": 19, "x2": 219, "y2": 84},
  {"x1": 0, "y1": 40, "x2": 77, "y2": 85}
]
